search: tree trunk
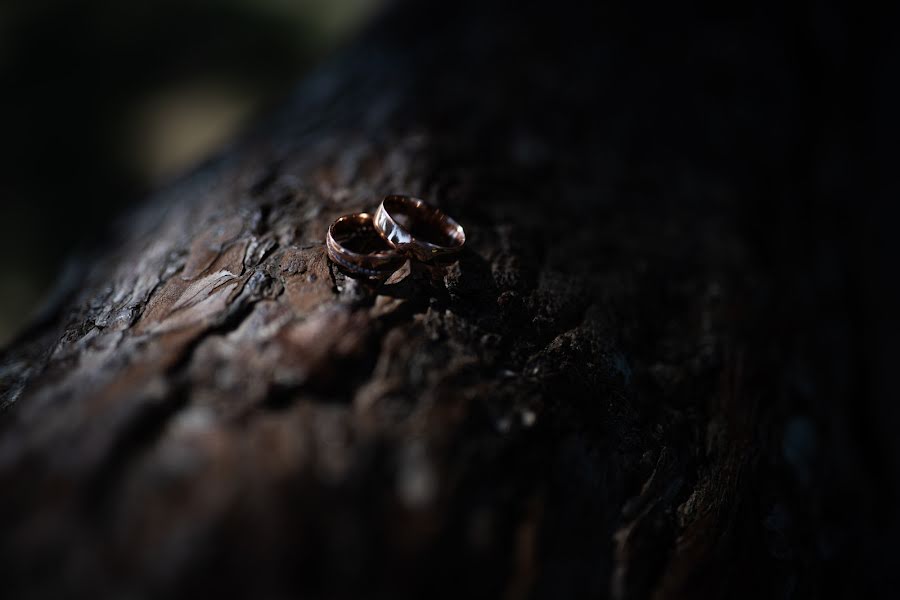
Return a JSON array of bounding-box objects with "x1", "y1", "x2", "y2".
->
[{"x1": 0, "y1": 1, "x2": 877, "y2": 598}]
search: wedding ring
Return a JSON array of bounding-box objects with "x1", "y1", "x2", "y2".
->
[
  {"x1": 326, "y1": 213, "x2": 404, "y2": 279},
  {"x1": 373, "y1": 195, "x2": 465, "y2": 262}
]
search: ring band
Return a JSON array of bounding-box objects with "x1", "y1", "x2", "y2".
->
[
  {"x1": 373, "y1": 195, "x2": 465, "y2": 262},
  {"x1": 326, "y1": 213, "x2": 404, "y2": 279}
]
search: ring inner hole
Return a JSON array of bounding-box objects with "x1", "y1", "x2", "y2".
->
[
  {"x1": 389, "y1": 200, "x2": 461, "y2": 247},
  {"x1": 335, "y1": 222, "x2": 393, "y2": 254}
]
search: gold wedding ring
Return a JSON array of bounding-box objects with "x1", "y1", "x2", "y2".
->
[
  {"x1": 325, "y1": 195, "x2": 465, "y2": 278},
  {"x1": 373, "y1": 195, "x2": 465, "y2": 262},
  {"x1": 326, "y1": 213, "x2": 404, "y2": 279}
]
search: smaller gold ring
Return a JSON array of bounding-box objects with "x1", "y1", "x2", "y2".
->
[
  {"x1": 326, "y1": 213, "x2": 404, "y2": 279},
  {"x1": 373, "y1": 195, "x2": 466, "y2": 262}
]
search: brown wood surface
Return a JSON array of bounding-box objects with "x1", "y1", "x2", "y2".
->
[{"x1": 0, "y1": 1, "x2": 880, "y2": 598}]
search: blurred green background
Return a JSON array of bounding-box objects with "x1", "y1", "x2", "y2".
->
[{"x1": 0, "y1": 0, "x2": 384, "y2": 346}]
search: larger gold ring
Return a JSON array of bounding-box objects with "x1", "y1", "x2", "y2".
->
[
  {"x1": 326, "y1": 213, "x2": 404, "y2": 279},
  {"x1": 373, "y1": 195, "x2": 465, "y2": 262}
]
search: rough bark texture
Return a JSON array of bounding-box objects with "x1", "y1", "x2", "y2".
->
[{"x1": 0, "y1": 1, "x2": 880, "y2": 599}]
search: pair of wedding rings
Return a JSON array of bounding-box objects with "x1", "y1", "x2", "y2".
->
[{"x1": 326, "y1": 195, "x2": 466, "y2": 280}]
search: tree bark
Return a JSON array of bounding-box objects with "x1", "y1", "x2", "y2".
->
[{"x1": 0, "y1": 1, "x2": 876, "y2": 599}]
